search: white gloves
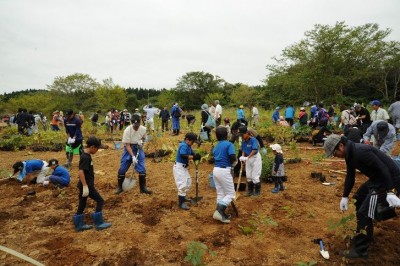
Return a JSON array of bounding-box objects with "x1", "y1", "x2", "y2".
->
[
  {"x1": 67, "y1": 137, "x2": 76, "y2": 144},
  {"x1": 261, "y1": 147, "x2": 267, "y2": 155},
  {"x1": 132, "y1": 155, "x2": 138, "y2": 165},
  {"x1": 239, "y1": 156, "x2": 248, "y2": 162},
  {"x1": 82, "y1": 185, "x2": 89, "y2": 197},
  {"x1": 386, "y1": 193, "x2": 400, "y2": 207},
  {"x1": 340, "y1": 197, "x2": 348, "y2": 211}
]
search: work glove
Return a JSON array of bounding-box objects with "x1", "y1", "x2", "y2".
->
[
  {"x1": 193, "y1": 153, "x2": 201, "y2": 161},
  {"x1": 386, "y1": 192, "x2": 400, "y2": 207},
  {"x1": 261, "y1": 147, "x2": 267, "y2": 155},
  {"x1": 239, "y1": 156, "x2": 248, "y2": 162},
  {"x1": 67, "y1": 137, "x2": 75, "y2": 144},
  {"x1": 132, "y1": 155, "x2": 138, "y2": 165},
  {"x1": 82, "y1": 185, "x2": 89, "y2": 197},
  {"x1": 340, "y1": 197, "x2": 348, "y2": 211}
]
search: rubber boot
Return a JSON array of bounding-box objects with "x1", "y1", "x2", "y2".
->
[
  {"x1": 253, "y1": 182, "x2": 261, "y2": 196},
  {"x1": 92, "y1": 212, "x2": 112, "y2": 230},
  {"x1": 278, "y1": 176, "x2": 285, "y2": 191},
  {"x1": 271, "y1": 177, "x2": 280, "y2": 193},
  {"x1": 139, "y1": 174, "x2": 152, "y2": 194},
  {"x1": 212, "y1": 204, "x2": 230, "y2": 223},
  {"x1": 64, "y1": 153, "x2": 73, "y2": 169},
  {"x1": 114, "y1": 174, "x2": 125, "y2": 194},
  {"x1": 246, "y1": 181, "x2": 254, "y2": 196},
  {"x1": 177, "y1": 129, "x2": 180, "y2": 135},
  {"x1": 73, "y1": 214, "x2": 93, "y2": 232},
  {"x1": 178, "y1": 196, "x2": 190, "y2": 210}
]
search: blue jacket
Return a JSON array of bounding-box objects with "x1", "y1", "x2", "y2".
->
[{"x1": 285, "y1": 106, "x2": 295, "y2": 119}]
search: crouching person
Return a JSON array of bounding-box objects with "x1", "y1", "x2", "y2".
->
[
  {"x1": 47, "y1": 159, "x2": 70, "y2": 187},
  {"x1": 212, "y1": 127, "x2": 236, "y2": 223},
  {"x1": 173, "y1": 132, "x2": 201, "y2": 210},
  {"x1": 73, "y1": 137, "x2": 111, "y2": 232}
]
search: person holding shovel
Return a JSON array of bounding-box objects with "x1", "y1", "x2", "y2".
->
[
  {"x1": 324, "y1": 134, "x2": 400, "y2": 259},
  {"x1": 173, "y1": 132, "x2": 201, "y2": 210},
  {"x1": 212, "y1": 126, "x2": 237, "y2": 223}
]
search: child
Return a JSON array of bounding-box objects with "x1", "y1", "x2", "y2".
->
[
  {"x1": 73, "y1": 137, "x2": 111, "y2": 231},
  {"x1": 212, "y1": 127, "x2": 236, "y2": 224},
  {"x1": 46, "y1": 159, "x2": 70, "y2": 187},
  {"x1": 223, "y1": 118, "x2": 231, "y2": 139},
  {"x1": 270, "y1": 144, "x2": 285, "y2": 193},
  {"x1": 173, "y1": 132, "x2": 201, "y2": 210},
  {"x1": 12, "y1": 159, "x2": 49, "y2": 184},
  {"x1": 238, "y1": 126, "x2": 262, "y2": 196}
]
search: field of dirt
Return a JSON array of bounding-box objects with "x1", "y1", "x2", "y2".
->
[{"x1": 1, "y1": 132, "x2": 400, "y2": 266}]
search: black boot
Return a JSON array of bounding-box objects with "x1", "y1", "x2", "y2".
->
[
  {"x1": 172, "y1": 129, "x2": 177, "y2": 135},
  {"x1": 114, "y1": 174, "x2": 125, "y2": 195},
  {"x1": 246, "y1": 181, "x2": 254, "y2": 196},
  {"x1": 177, "y1": 129, "x2": 180, "y2": 135},
  {"x1": 139, "y1": 174, "x2": 152, "y2": 194},
  {"x1": 272, "y1": 176, "x2": 280, "y2": 193},
  {"x1": 178, "y1": 196, "x2": 190, "y2": 210},
  {"x1": 212, "y1": 204, "x2": 230, "y2": 223},
  {"x1": 278, "y1": 176, "x2": 285, "y2": 191},
  {"x1": 253, "y1": 182, "x2": 261, "y2": 196}
]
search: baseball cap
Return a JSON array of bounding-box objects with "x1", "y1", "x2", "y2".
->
[
  {"x1": 135, "y1": 108, "x2": 139, "y2": 111},
  {"x1": 238, "y1": 126, "x2": 248, "y2": 135},
  {"x1": 65, "y1": 109, "x2": 74, "y2": 116},
  {"x1": 269, "y1": 144, "x2": 283, "y2": 153},
  {"x1": 132, "y1": 115, "x2": 141, "y2": 124},
  {"x1": 48, "y1": 159, "x2": 59, "y2": 166},
  {"x1": 12, "y1": 161, "x2": 24, "y2": 175},
  {"x1": 323, "y1": 134, "x2": 341, "y2": 157},
  {"x1": 371, "y1": 100, "x2": 381, "y2": 106},
  {"x1": 275, "y1": 106, "x2": 280, "y2": 110},
  {"x1": 239, "y1": 105, "x2": 244, "y2": 108},
  {"x1": 300, "y1": 107, "x2": 305, "y2": 111},
  {"x1": 376, "y1": 121, "x2": 389, "y2": 140},
  {"x1": 185, "y1": 132, "x2": 200, "y2": 144}
]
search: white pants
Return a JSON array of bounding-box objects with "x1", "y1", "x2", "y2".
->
[
  {"x1": 173, "y1": 164, "x2": 191, "y2": 197},
  {"x1": 245, "y1": 152, "x2": 262, "y2": 184},
  {"x1": 34, "y1": 162, "x2": 50, "y2": 184},
  {"x1": 145, "y1": 118, "x2": 155, "y2": 130},
  {"x1": 213, "y1": 167, "x2": 235, "y2": 206}
]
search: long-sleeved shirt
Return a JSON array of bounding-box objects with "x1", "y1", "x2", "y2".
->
[{"x1": 363, "y1": 120, "x2": 396, "y2": 154}]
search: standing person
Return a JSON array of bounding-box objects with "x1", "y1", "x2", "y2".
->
[
  {"x1": 74, "y1": 136, "x2": 111, "y2": 231},
  {"x1": 26, "y1": 110, "x2": 35, "y2": 136},
  {"x1": 12, "y1": 159, "x2": 49, "y2": 184},
  {"x1": 298, "y1": 107, "x2": 308, "y2": 125},
  {"x1": 143, "y1": 104, "x2": 158, "y2": 133},
  {"x1": 200, "y1": 104, "x2": 212, "y2": 140},
  {"x1": 214, "y1": 100, "x2": 222, "y2": 127},
  {"x1": 238, "y1": 126, "x2": 262, "y2": 196},
  {"x1": 317, "y1": 104, "x2": 329, "y2": 127},
  {"x1": 79, "y1": 111, "x2": 84, "y2": 125},
  {"x1": 170, "y1": 103, "x2": 182, "y2": 135},
  {"x1": 212, "y1": 127, "x2": 236, "y2": 224},
  {"x1": 47, "y1": 159, "x2": 70, "y2": 187},
  {"x1": 354, "y1": 104, "x2": 371, "y2": 133},
  {"x1": 32, "y1": 112, "x2": 41, "y2": 134},
  {"x1": 16, "y1": 108, "x2": 29, "y2": 135},
  {"x1": 64, "y1": 109, "x2": 83, "y2": 169},
  {"x1": 115, "y1": 115, "x2": 152, "y2": 195},
  {"x1": 370, "y1": 100, "x2": 389, "y2": 122},
  {"x1": 237, "y1": 105, "x2": 246, "y2": 125},
  {"x1": 323, "y1": 134, "x2": 400, "y2": 259},
  {"x1": 119, "y1": 110, "x2": 125, "y2": 130},
  {"x1": 51, "y1": 111, "x2": 61, "y2": 131},
  {"x1": 363, "y1": 120, "x2": 396, "y2": 156},
  {"x1": 124, "y1": 109, "x2": 131, "y2": 127},
  {"x1": 173, "y1": 132, "x2": 201, "y2": 210},
  {"x1": 388, "y1": 100, "x2": 400, "y2": 136},
  {"x1": 209, "y1": 103, "x2": 216, "y2": 121},
  {"x1": 159, "y1": 106, "x2": 170, "y2": 132},
  {"x1": 270, "y1": 144, "x2": 285, "y2": 193},
  {"x1": 284, "y1": 104, "x2": 295, "y2": 126},
  {"x1": 272, "y1": 107, "x2": 280, "y2": 124},
  {"x1": 251, "y1": 104, "x2": 260, "y2": 127},
  {"x1": 91, "y1": 110, "x2": 100, "y2": 127}
]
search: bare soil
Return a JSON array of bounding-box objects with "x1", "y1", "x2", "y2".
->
[{"x1": 1, "y1": 134, "x2": 400, "y2": 266}]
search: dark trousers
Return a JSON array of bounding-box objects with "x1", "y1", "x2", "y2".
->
[
  {"x1": 216, "y1": 117, "x2": 221, "y2": 127},
  {"x1": 161, "y1": 120, "x2": 169, "y2": 132},
  {"x1": 76, "y1": 183, "x2": 104, "y2": 214},
  {"x1": 285, "y1": 118, "x2": 294, "y2": 126}
]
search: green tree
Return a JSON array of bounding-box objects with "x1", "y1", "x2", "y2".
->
[{"x1": 94, "y1": 79, "x2": 127, "y2": 111}]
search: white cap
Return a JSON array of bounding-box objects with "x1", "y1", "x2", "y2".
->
[{"x1": 269, "y1": 144, "x2": 283, "y2": 153}]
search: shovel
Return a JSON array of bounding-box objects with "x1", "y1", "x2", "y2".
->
[
  {"x1": 122, "y1": 147, "x2": 140, "y2": 192},
  {"x1": 234, "y1": 161, "x2": 244, "y2": 200},
  {"x1": 190, "y1": 159, "x2": 203, "y2": 204},
  {"x1": 312, "y1": 238, "x2": 329, "y2": 260}
]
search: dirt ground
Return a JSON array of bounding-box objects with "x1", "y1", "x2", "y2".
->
[{"x1": 1, "y1": 133, "x2": 400, "y2": 266}]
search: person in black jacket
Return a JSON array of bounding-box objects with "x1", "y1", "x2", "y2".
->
[
  {"x1": 324, "y1": 135, "x2": 400, "y2": 259},
  {"x1": 159, "y1": 106, "x2": 170, "y2": 132}
]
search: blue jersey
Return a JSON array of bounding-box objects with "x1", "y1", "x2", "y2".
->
[
  {"x1": 237, "y1": 109, "x2": 245, "y2": 120},
  {"x1": 213, "y1": 140, "x2": 236, "y2": 168},
  {"x1": 52, "y1": 165, "x2": 70, "y2": 184},
  {"x1": 241, "y1": 137, "x2": 259, "y2": 156},
  {"x1": 64, "y1": 116, "x2": 83, "y2": 140},
  {"x1": 176, "y1": 141, "x2": 194, "y2": 165},
  {"x1": 25, "y1": 160, "x2": 44, "y2": 173}
]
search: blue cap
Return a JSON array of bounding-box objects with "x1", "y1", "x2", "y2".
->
[{"x1": 372, "y1": 100, "x2": 381, "y2": 106}]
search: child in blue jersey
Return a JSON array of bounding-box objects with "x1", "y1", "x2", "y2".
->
[
  {"x1": 238, "y1": 126, "x2": 262, "y2": 196},
  {"x1": 47, "y1": 159, "x2": 70, "y2": 187},
  {"x1": 12, "y1": 159, "x2": 49, "y2": 184},
  {"x1": 173, "y1": 132, "x2": 201, "y2": 210},
  {"x1": 212, "y1": 126, "x2": 237, "y2": 224},
  {"x1": 270, "y1": 144, "x2": 285, "y2": 193}
]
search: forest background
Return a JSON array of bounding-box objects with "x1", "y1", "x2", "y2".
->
[{"x1": 1, "y1": 22, "x2": 399, "y2": 116}]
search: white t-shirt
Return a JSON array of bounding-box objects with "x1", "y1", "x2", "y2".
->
[
  {"x1": 122, "y1": 125, "x2": 147, "y2": 144},
  {"x1": 215, "y1": 104, "x2": 222, "y2": 118},
  {"x1": 252, "y1": 106, "x2": 259, "y2": 116}
]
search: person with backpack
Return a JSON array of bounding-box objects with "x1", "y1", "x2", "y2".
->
[
  {"x1": 317, "y1": 104, "x2": 329, "y2": 127},
  {"x1": 340, "y1": 105, "x2": 358, "y2": 134},
  {"x1": 171, "y1": 103, "x2": 182, "y2": 135},
  {"x1": 201, "y1": 104, "x2": 212, "y2": 140},
  {"x1": 91, "y1": 111, "x2": 99, "y2": 126}
]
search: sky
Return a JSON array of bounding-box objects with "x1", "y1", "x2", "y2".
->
[{"x1": 0, "y1": 0, "x2": 399, "y2": 94}]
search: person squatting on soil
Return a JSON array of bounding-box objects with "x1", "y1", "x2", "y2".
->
[
  {"x1": 324, "y1": 134, "x2": 400, "y2": 259},
  {"x1": 212, "y1": 127, "x2": 237, "y2": 223},
  {"x1": 173, "y1": 132, "x2": 201, "y2": 210},
  {"x1": 74, "y1": 136, "x2": 111, "y2": 231},
  {"x1": 171, "y1": 103, "x2": 182, "y2": 135},
  {"x1": 12, "y1": 159, "x2": 50, "y2": 184},
  {"x1": 270, "y1": 144, "x2": 285, "y2": 193},
  {"x1": 238, "y1": 126, "x2": 262, "y2": 196},
  {"x1": 47, "y1": 159, "x2": 70, "y2": 187},
  {"x1": 363, "y1": 120, "x2": 396, "y2": 156},
  {"x1": 64, "y1": 109, "x2": 84, "y2": 169},
  {"x1": 115, "y1": 115, "x2": 152, "y2": 195}
]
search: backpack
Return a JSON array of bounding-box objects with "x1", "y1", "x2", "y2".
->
[
  {"x1": 173, "y1": 108, "x2": 181, "y2": 117},
  {"x1": 345, "y1": 111, "x2": 357, "y2": 126},
  {"x1": 91, "y1": 113, "x2": 98, "y2": 122},
  {"x1": 204, "y1": 112, "x2": 216, "y2": 129}
]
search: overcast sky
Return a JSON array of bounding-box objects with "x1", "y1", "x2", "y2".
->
[{"x1": 0, "y1": 0, "x2": 399, "y2": 94}]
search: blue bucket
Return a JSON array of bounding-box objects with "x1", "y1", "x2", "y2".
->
[
  {"x1": 209, "y1": 173, "x2": 215, "y2": 189},
  {"x1": 114, "y1": 141, "x2": 122, "y2": 150}
]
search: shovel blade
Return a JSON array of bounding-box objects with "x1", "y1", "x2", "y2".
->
[
  {"x1": 190, "y1": 196, "x2": 203, "y2": 204},
  {"x1": 122, "y1": 178, "x2": 136, "y2": 191}
]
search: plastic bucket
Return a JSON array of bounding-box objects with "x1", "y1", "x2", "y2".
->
[
  {"x1": 114, "y1": 141, "x2": 122, "y2": 150},
  {"x1": 208, "y1": 173, "x2": 215, "y2": 189}
]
